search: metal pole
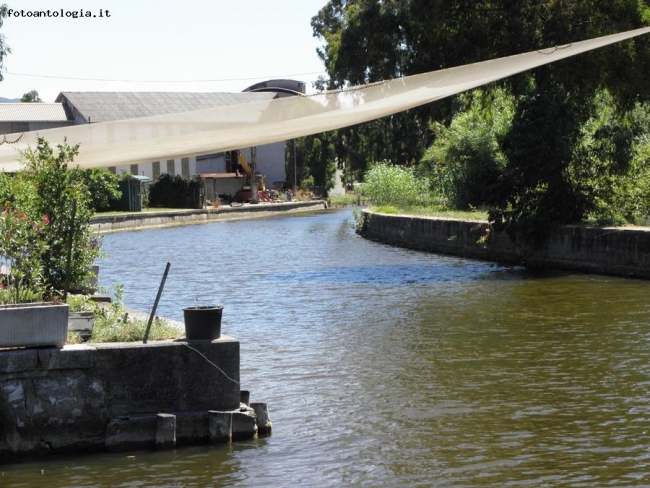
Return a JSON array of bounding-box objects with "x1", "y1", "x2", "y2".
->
[
  {"x1": 62, "y1": 199, "x2": 77, "y2": 302},
  {"x1": 143, "y1": 261, "x2": 171, "y2": 344},
  {"x1": 293, "y1": 139, "x2": 297, "y2": 192}
]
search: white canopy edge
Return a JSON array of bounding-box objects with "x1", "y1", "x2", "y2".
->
[{"x1": 1, "y1": 26, "x2": 649, "y2": 171}]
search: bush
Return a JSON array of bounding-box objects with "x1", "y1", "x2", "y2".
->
[
  {"x1": 81, "y1": 168, "x2": 121, "y2": 212},
  {"x1": 13, "y1": 138, "x2": 101, "y2": 295},
  {"x1": 90, "y1": 285, "x2": 181, "y2": 342},
  {"x1": 419, "y1": 88, "x2": 513, "y2": 209},
  {"x1": 360, "y1": 161, "x2": 432, "y2": 209},
  {"x1": 149, "y1": 173, "x2": 190, "y2": 208}
]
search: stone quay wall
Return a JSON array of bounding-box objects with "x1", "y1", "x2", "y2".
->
[
  {"x1": 92, "y1": 201, "x2": 327, "y2": 233},
  {"x1": 359, "y1": 210, "x2": 650, "y2": 279},
  {"x1": 0, "y1": 338, "x2": 269, "y2": 460}
]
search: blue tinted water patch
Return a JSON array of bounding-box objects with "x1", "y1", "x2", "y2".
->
[{"x1": 272, "y1": 262, "x2": 526, "y2": 287}]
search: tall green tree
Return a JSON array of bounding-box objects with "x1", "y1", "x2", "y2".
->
[
  {"x1": 0, "y1": 4, "x2": 9, "y2": 82},
  {"x1": 312, "y1": 0, "x2": 650, "y2": 243},
  {"x1": 21, "y1": 90, "x2": 42, "y2": 103},
  {"x1": 312, "y1": 0, "x2": 438, "y2": 173}
]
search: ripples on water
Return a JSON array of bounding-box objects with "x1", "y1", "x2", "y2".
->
[{"x1": 4, "y1": 208, "x2": 650, "y2": 487}]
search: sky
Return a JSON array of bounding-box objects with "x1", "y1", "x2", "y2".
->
[{"x1": 0, "y1": 0, "x2": 329, "y2": 102}]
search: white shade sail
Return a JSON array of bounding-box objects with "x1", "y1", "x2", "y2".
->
[{"x1": 1, "y1": 26, "x2": 649, "y2": 172}]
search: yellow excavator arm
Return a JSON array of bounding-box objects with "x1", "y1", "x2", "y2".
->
[{"x1": 237, "y1": 152, "x2": 252, "y2": 177}]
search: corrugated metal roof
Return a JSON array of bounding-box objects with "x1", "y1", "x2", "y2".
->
[
  {"x1": 56, "y1": 91, "x2": 277, "y2": 123},
  {"x1": 0, "y1": 103, "x2": 69, "y2": 122}
]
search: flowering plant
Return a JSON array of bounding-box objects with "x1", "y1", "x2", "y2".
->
[{"x1": 0, "y1": 203, "x2": 50, "y2": 304}]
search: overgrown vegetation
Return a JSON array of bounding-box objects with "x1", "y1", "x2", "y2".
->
[
  {"x1": 17, "y1": 138, "x2": 102, "y2": 293},
  {"x1": 311, "y1": 1, "x2": 650, "y2": 245},
  {"x1": 0, "y1": 138, "x2": 102, "y2": 301},
  {"x1": 148, "y1": 173, "x2": 203, "y2": 209},
  {"x1": 359, "y1": 161, "x2": 438, "y2": 210},
  {"x1": 419, "y1": 88, "x2": 514, "y2": 210},
  {"x1": 67, "y1": 286, "x2": 181, "y2": 343},
  {"x1": 81, "y1": 168, "x2": 121, "y2": 212},
  {"x1": 358, "y1": 86, "x2": 650, "y2": 243}
]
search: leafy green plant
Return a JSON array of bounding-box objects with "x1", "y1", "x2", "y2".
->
[
  {"x1": 90, "y1": 285, "x2": 181, "y2": 342},
  {"x1": 66, "y1": 293, "x2": 95, "y2": 313},
  {"x1": 0, "y1": 203, "x2": 50, "y2": 303},
  {"x1": 80, "y1": 168, "x2": 121, "y2": 212},
  {"x1": 300, "y1": 175, "x2": 315, "y2": 191},
  {"x1": 420, "y1": 88, "x2": 513, "y2": 209},
  {"x1": 149, "y1": 173, "x2": 190, "y2": 208},
  {"x1": 15, "y1": 137, "x2": 101, "y2": 294},
  {"x1": 360, "y1": 161, "x2": 434, "y2": 209}
]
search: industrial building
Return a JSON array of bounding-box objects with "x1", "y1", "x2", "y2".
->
[{"x1": 0, "y1": 80, "x2": 306, "y2": 200}]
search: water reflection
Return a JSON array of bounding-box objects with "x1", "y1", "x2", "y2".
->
[{"x1": 4, "y1": 208, "x2": 650, "y2": 486}]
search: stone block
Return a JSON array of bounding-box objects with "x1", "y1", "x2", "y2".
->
[
  {"x1": 156, "y1": 413, "x2": 176, "y2": 449},
  {"x1": 251, "y1": 403, "x2": 273, "y2": 436},
  {"x1": 232, "y1": 407, "x2": 257, "y2": 441},
  {"x1": 0, "y1": 349, "x2": 37, "y2": 374},
  {"x1": 176, "y1": 411, "x2": 209, "y2": 445},
  {"x1": 39, "y1": 345, "x2": 96, "y2": 370},
  {"x1": 105, "y1": 415, "x2": 157, "y2": 451},
  {"x1": 240, "y1": 390, "x2": 250, "y2": 406},
  {"x1": 208, "y1": 410, "x2": 232, "y2": 443}
]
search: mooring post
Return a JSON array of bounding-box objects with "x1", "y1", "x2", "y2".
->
[{"x1": 251, "y1": 403, "x2": 273, "y2": 436}]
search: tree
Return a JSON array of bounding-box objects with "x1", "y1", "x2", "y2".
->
[
  {"x1": 312, "y1": 0, "x2": 650, "y2": 243},
  {"x1": 286, "y1": 133, "x2": 338, "y2": 193},
  {"x1": 0, "y1": 4, "x2": 9, "y2": 82},
  {"x1": 20, "y1": 90, "x2": 42, "y2": 103},
  {"x1": 15, "y1": 138, "x2": 101, "y2": 294},
  {"x1": 80, "y1": 168, "x2": 121, "y2": 212},
  {"x1": 420, "y1": 88, "x2": 514, "y2": 209}
]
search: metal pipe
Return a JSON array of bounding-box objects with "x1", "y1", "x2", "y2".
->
[
  {"x1": 62, "y1": 199, "x2": 77, "y2": 301},
  {"x1": 143, "y1": 261, "x2": 171, "y2": 344}
]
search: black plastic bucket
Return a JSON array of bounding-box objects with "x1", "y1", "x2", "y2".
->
[{"x1": 182, "y1": 305, "x2": 223, "y2": 340}]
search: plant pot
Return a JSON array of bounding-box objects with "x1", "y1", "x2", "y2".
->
[
  {"x1": 68, "y1": 311, "x2": 95, "y2": 341},
  {"x1": 0, "y1": 302, "x2": 69, "y2": 348},
  {"x1": 183, "y1": 305, "x2": 223, "y2": 340}
]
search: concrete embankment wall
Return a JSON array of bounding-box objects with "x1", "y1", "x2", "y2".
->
[
  {"x1": 93, "y1": 201, "x2": 327, "y2": 233},
  {"x1": 0, "y1": 339, "x2": 257, "y2": 460},
  {"x1": 360, "y1": 210, "x2": 650, "y2": 278}
]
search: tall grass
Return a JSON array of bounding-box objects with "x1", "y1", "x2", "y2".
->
[{"x1": 359, "y1": 161, "x2": 438, "y2": 209}]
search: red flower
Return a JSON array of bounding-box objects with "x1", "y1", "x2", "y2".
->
[{"x1": 42, "y1": 215, "x2": 50, "y2": 225}]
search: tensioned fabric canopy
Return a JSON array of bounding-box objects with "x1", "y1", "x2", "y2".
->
[{"x1": 1, "y1": 26, "x2": 649, "y2": 172}]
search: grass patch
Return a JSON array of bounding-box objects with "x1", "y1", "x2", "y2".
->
[
  {"x1": 369, "y1": 205, "x2": 488, "y2": 221},
  {"x1": 95, "y1": 208, "x2": 197, "y2": 216},
  {"x1": 69, "y1": 285, "x2": 182, "y2": 344},
  {"x1": 90, "y1": 315, "x2": 181, "y2": 343},
  {"x1": 329, "y1": 193, "x2": 365, "y2": 207}
]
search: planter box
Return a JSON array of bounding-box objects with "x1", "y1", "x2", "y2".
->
[
  {"x1": 68, "y1": 311, "x2": 94, "y2": 341},
  {"x1": 0, "y1": 303, "x2": 69, "y2": 348}
]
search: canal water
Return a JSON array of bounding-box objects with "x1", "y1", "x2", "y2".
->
[{"x1": 3, "y1": 207, "x2": 650, "y2": 487}]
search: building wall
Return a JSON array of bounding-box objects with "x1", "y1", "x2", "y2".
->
[
  {"x1": 255, "y1": 142, "x2": 286, "y2": 188},
  {"x1": 196, "y1": 153, "x2": 226, "y2": 174},
  {"x1": 0, "y1": 121, "x2": 72, "y2": 134},
  {"x1": 120, "y1": 143, "x2": 286, "y2": 188}
]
